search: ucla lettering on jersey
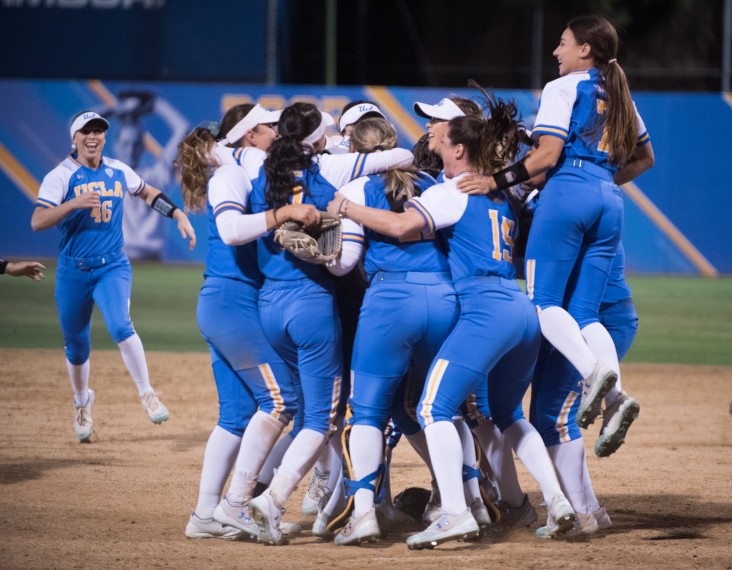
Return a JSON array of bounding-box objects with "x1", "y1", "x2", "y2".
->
[{"x1": 35, "y1": 154, "x2": 144, "y2": 259}]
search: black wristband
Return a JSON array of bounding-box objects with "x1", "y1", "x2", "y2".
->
[
  {"x1": 151, "y1": 193, "x2": 179, "y2": 218},
  {"x1": 494, "y1": 162, "x2": 531, "y2": 190},
  {"x1": 0, "y1": 258, "x2": 7, "y2": 275}
]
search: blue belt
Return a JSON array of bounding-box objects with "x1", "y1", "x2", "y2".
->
[
  {"x1": 562, "y1": 158, "x2": 614, "y2": 181},
  {"x1": 369, "y1": 271, "x2": 452, "y2": 285},
  {"x1": 60, "y1": 249, "x2": 124, "y2": 271}
]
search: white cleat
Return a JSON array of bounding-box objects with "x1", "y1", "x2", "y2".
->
[
  {"x1": 281, "y1": 521, "x2": 302, "y2": 537},
  {"x1": 249, "y1": 490, "x2": 286, "y2": 545},
  {"x1": 185, "y1": 512, "x2": 249, "y2": 540},
  {"x1": 140, "y1": 390, "x2": 169, "y2": 424},
  {"x1": 545, "y1": 495, "x2": 576, "y2": 537},
  {"x1": 73, "y1": 388, "x2": 95, "y2": 443},
  {"x1": 595, "y1": 392, "x2": 640, "y2": 457},
  {"x1": 593, "y1": 505, "x2": 612, "y2": 530},
  {"x1": 311, "y1": 509, "x2": 331, "y2": 538},
  {"x1": 212, "y1": 497, "x2": 259, "y2": 539},
  {"x1": 536, "y1": 510, "x2": 598, "y2": 540},
  {"x1": 406, "y1": 509, "x2": 480, "y2": 550},
  {"x1": 334, "y1": 508, "x2": 381, "y2": 546},
  {"x1": 302, "y1": 468, "x2": 329, "y2": 515},
  {"x1": 577, "y1": 363, "x2": 617, "y2": 428}
]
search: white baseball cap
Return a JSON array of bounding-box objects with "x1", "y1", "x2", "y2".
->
[
  {"x1": 339, "y1": 103, "x2": 386, "y2": 133},
  {"x1": 413, "y1": 98, "x2": 464, "y2": 121},
  {"x1": 69, "y1": 111, "x2": 109, "y2": 140},
  {"x1": 217, "y1": 104, "x2": 282, "y2": 146}
]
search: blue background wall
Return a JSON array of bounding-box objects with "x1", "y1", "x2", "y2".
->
[{"x1": 0, "y1": 79, "x2": 730, "y2": 275}]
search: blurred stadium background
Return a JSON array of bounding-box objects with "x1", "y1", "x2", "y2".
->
[{"x1": 0, "y1": 0, "x2": 730, "y2": 362}]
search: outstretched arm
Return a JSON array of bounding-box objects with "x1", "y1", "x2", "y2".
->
[
  {"x1": 327, "y1": 192, "x2": 425, "y2": 239},
  {"x1": 139, "y1": 184, "x2": 196, "y2": 250},
  {"x1": 1, "y1": 260, "x2": 46, "y2": 281},
  {"x1": 458, "y1": 135, "x2": 563, "y2": 195}
]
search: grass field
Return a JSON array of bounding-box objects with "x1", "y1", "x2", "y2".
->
[{"x1": 0, "y1": 260, "x2": 730, "y2": 365}]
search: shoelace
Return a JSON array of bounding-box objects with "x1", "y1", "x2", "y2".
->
[
  {"x1": 76, "y1": 407, "x2": 89, "y2": 425},
  {"x1": 143, "y1": 392, "x2": 163, "y2": 411}
]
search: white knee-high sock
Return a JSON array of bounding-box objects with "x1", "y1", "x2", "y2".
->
[
  {"x1": 117, "y1": 334, "x2": 152, "y2": 396},
  {"x1": 227, "y1": 411, "x2": 287, "y2": 502},
  {"x1": 503, "y1": 419, "x2": 563, "y2": 504},
  {"x1": 547, "y1": 439, "x2": 590, "y2": 514},
  {"x1": 349, "y1": 425, "x2": 384, "y2": 517},
  {"x1": 323, "y1": 419, "x2": 345, "y2": 502},
  {"x1": 454, "y1": 419, "x2": 481, "y2": 505},
  {"x1": 269, "y1": 428, "x2": 326, "y2": 507},
  {"x1": 581, "y1": 322, "x2": 623, "y2": 406},
  {"x1": 195, "y1": 426, "x2": 242, "y2": 518},
  {"x1": 258, "y1": 431, "x2": 294, "y2": 486},
  {"x1": 472, "y1": 419, "x2": 524, "y2": 506},
  {"x1": 405, "y1": 431, "x2": 436, "y2": 480},
  {"x1": 581, "y1": 458, "x2": 602, "y2": 513},
  {"x1": 67, "y1": 359, "x2": 90, "y2": 406},
  {"x1": 538, "y1": 307, "x2": 597, "y2": 378},
  {"x1": 424, "y1": 421, "x2": 467, "y2": 515}
]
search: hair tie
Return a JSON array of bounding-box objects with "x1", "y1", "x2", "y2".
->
[{"x1": 608, "y1": 58, "x2": 618, "y2": 65}]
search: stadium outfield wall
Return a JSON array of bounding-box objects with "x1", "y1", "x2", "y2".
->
[{"x1": 0, "y1": 79, "x2": 729, "y2": 276}]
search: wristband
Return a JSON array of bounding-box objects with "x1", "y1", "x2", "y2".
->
[
  {"x1": 273, "y1": 207, "x2": 281, "y2": 225},
  {"x1": 151, "y1": 193, "x2": 178, "y2": 218},
  {"x1": 0, "y1": 258, "x2": 7, "y2": 275},
  {"x1": 338, "y1": 199, "x2": 350, "y2": 218},
  {"x1": 493, "y1": 162, "x2": 530, "y2": 190}
]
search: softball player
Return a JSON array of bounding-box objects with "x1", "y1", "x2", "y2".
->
[
  {"x1": 31, "y1": 111, "x2": 196, "y2": 443},
  {"x1": 323, "y1": 118, "x2": 458, "y2": 546},
  {"x1": 303, "y1": 100, "x2": 388, "y2": 519},
  {"x1": 458, "y1": 14, "x2": 654, "y2": 431},
  {"x1": 244, "y1": 102, "x2": 414, "y2": 545},
  {"x1": 175, "y1": 104, "x2": 319, "y2": 540},
  {"x1": 530, "y1": 242, "x2": 639, "y2": 538},
  {"x1": 331, "y1": 110, "x2": 576, "y2": 549}
]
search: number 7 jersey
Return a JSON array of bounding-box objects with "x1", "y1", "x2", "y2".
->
[{"x1": 36, "y1": 154, "x2": 145, "y2": 259}]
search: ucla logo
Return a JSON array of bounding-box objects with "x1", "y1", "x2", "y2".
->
[{"x1": 83, "y1": 112, "x2": 97, "y2": 120}]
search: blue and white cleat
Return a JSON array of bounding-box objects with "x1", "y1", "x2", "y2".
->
[
  {"x1": 577, "y1": 363, "x2": 617, "y2": 428},
  {"x1": 595, "y1": 391, "x2": 640, "y2": 457},
  {"x1": 406, "y1": 509, "x2": 480, "y2": 550}
]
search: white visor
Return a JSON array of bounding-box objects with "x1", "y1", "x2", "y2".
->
[
  {"x1": 302, "y1": 111, "x2": 335, "y2": 146},
  {"x1": 413, "y1": 98, "x2": 465, "y2": 121},
  {"x1": 338, "y1": 103, "x2": 386, "y2": 133},
  {"x1": 69, "y1": 111, "x2": 109, "y2": 140},
  {"x1": 217, "y1": 104, "x2": 282, "y2": 146}
]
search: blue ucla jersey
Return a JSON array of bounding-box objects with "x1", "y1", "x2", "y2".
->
[
  {"x1": 359, "y1": 172, "x2": 449, "y2": 279},
  {"x1": 532, "y1": 68, "x2": 650, "y2": 174},
  {"x1": 249, "y1": 162, "x2": 339, "y2": 282},
  {"x1": 204, "y1": 162, "x2": 263, "y2": 287},
  {"x1": 407, "y1": 174, "x2": 517, "y2": 285},
  {"x1": 36, "y1": 154, "x2": 144, "y2": 259}
]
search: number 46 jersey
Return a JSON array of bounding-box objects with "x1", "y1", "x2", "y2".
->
[
  {"x1": 406, "y1": 173, "x2": 518, "y2": 284},
  {"x1": 36, "y1": 154, "x2": 145, "y2": 260}
]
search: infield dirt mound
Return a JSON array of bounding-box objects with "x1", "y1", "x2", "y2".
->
[{"x1": 0, "y1": 348, "x2": 730, "y2": 569}]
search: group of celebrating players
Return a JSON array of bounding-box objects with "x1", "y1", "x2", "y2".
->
[{"x1": 33, "y1": 13, "x2": 653, "y2": 550}]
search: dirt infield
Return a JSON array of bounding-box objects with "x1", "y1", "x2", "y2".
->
[{"x1": 1, "y1": 348, "x2": 730, "y2": 569}]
